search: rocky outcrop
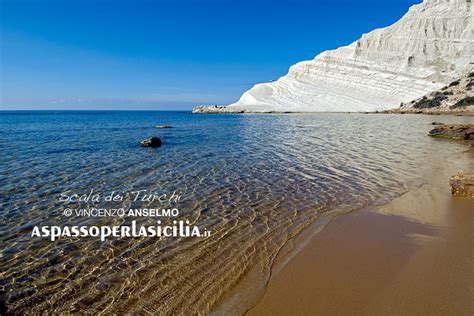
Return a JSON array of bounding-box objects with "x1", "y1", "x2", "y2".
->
[
  {"x1": 450, "y1": 173, "x2": 474, "y2": 197},
  {"x1": 140, "y1": 137, "x2": 162, "y2": 148},
  {"x1": 192, "y1": 105, "x2": 243, "y2": 114},
  {"x1": 428, "y1": 124, "x2": 474, "y2": 140},
  {"x1": 397, "y1": 67, "x2": 474, "y2": 113},
  {"x1": 193, "y1": 0, "x2": 474, "y2": 113},
  {"x1": 428, "y1": 126, "x2": 474, "y2": 198}
]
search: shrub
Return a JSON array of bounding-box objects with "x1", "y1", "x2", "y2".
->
[
  {"x1": 449, "y1": 80, "x2": 460, "y2": 87},
  {"x1": 451, "y1": 96, "x2": 474, "y2": 109},
  {"x1": 466, "y1": 80, "x2": 473, "y2": 90},
  {"x1": 413, "y1": 98, "x2": 442, "y2": 109}
]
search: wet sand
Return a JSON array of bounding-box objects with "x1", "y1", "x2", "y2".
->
[{"x1": 248, "y1": 147, "x2": 474, "y2": 316}]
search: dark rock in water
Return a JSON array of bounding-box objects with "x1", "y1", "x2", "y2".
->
[
  {"x1": 428, "y1": 124, "x2": 474, "y2": 140},
  {"x1": 140, "y1": 137, "x2": 162, "y2": 148},
  {"x1": 450, "y1": 173, "x2": 474, "y2": 197},
  {"x1": 431, "y1": 122, "x2": 445, "y2": 125},
  {"x1": 155, "y1": 125, "x2": 172, "y2": 129}
]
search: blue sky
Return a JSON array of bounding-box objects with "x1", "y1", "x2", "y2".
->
[{"x1": 0, "y1": 0, "x2": 420, "y2": 110}]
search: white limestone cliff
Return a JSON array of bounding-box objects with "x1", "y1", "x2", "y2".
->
[{"x1": 193, "y1": 0, "x2": 474, "y2": 113}]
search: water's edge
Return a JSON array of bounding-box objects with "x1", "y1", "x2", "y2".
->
[
  {"x1": 2, "y1": 112, "x2": 473, "y2": 314},
  {"x1": 214, "y1": 143, "x2": 471, "y2": 315}
]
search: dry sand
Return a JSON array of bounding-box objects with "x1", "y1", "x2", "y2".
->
[{"x1": 248, "y1": 147, "x2": 473, "y2": 316}]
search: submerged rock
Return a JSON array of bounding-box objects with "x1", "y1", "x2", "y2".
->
[
  {"x1": 428, "y1": 124, "x2": 474, "y2": 140},
  {"x1": 431, "y1": 122, "x2": 445, "y2": 125},
  {"x1": 155, "y1": 125, "x2": 172, "y2": 129},
  {"x1": 140, "y1": 137, "x2": 162, "y2": 148},
  {"x1": 450, "y1": 173, "x2": 474, "y2": 197}
]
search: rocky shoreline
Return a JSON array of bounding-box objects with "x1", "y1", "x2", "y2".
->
[
  {"x1": 382, "y1": 108, "x2": 474, "y2": 115},
  {"x1": 191, "y1": 106, "x2": 474, "y2": 116},
  {"x1": 428, "y1": 123, "x2": 474, "y2": 197},
  {"x1": 192, "y1": 105, "x2": 242, "y2": 114},
  {"x1": 429, "y1": 124, "x2": 474, "y2": 140}
]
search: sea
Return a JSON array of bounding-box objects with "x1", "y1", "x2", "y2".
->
[{"x1": 0, "y1": 111, "x2": 472, "y2": 314}]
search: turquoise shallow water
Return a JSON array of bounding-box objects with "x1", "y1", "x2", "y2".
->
[{"x1": 0, "y1": 111, "x2": 472, "y2": 314}]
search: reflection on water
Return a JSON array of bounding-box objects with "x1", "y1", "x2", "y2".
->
[{"x1": 0, "y1": 111, "x2": 472, "y2": 314}]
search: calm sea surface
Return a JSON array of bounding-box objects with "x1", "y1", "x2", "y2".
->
[{"x1": 1, "y1": 111, "x2": 472, "y2": 314}]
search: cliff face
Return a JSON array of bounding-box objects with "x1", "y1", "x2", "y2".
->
[{"x1": 194, "y1": 0, "x2": 474, "y2": 113}]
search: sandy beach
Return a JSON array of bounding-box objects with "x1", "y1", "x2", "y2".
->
[
  {"x1": 248, "y1": 146, "x2": 474, "y2": 315},
  {"x1": 2, "y1": 0, "x2": 474, "y2": 313}
]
